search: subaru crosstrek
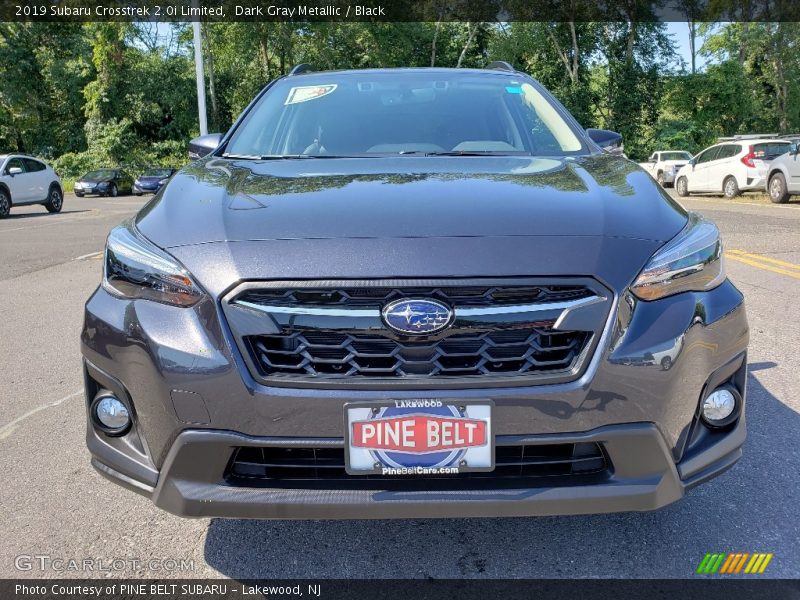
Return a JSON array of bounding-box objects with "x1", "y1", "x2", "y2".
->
[{"x1": 81, "y1": 66, "x2": 749, "y2": 519}]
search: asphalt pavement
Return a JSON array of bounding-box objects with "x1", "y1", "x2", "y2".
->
[{"x1": 0, "y1": 190, "x2": 798, "y2": 579}]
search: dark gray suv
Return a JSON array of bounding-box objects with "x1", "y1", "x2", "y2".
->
[{"x1": 81, "y1": 66, "x2": 748, "y2": 519}]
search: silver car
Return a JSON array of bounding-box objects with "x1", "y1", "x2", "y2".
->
[{"x1": 766, "y1": 143, "x2": 800, "y2": 203}]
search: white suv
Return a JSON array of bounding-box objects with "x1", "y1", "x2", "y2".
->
[
  {"x1": 675, "y1": 138, "x2": 792, "y2": 198},
  {"x1": 0, "y1": 154, "x2": 64, "y2": 218}
]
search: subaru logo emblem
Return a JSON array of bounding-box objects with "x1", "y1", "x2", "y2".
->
[{"x1": 381, "y1": 299, "x2": 453, "y2": 335}]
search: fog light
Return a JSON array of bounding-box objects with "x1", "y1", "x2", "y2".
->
[
  {"x1": 92, "y1": 394, "x2": 130, "y2": 435},
  {"x1": 701, "y1": 386, "x2": 740, "y2": 428}
]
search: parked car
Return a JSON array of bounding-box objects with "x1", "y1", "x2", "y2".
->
[
  {"x1": 0, "y1": 154, "x2": 63, "y2": 218},
  {"x1": 675, "y1": 138, "x2": 791, "y2": 198},
  {"x1": 74, "y1": 168, "x2": 133, "y2": 197},
  {"x1": 638, "y1": 150, "x2": 692, "y2": 187},
  {"x1": 82, "y1": 64, "x2": 748, "y2": 520},
  {"x1": 133, "y1": 168, "x2": 176, "y2": 196},
  {"x1": 766, "y1": 143, "x2": 800, "y2": 203}
]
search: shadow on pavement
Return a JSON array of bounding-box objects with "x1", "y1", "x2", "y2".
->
[
  {"x1": 204, "y1": 365, "x2": 799, "y2": 578},
  {"x1": 3, "y1": 209, "x2": 91, "y2": 220}
]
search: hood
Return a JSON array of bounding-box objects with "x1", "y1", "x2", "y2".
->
[
  {"x1": 80, "y1": 175, "x2": 112, "y2": 183},
  {"x1": 136, "y1": 176, "x2": 165, "y2": 184},
  {"x1": 136, "y1": 153, "x2": 687, "y2": 249},
  {"x1": 661, "y1": 160, "x2": 688, "y2": 166}
]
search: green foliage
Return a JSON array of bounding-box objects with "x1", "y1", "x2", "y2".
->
[{"x1": 2, "y1": 21, "x2": 800, "y2": 167}]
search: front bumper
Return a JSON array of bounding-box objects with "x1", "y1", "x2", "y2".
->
[
  {"x1": 133, "y1": 183, "x2": 160, "y2": 194},
  {"x1": 662, "y1": 170, "x2": 678, "y2": 184},
  {"x1": 91, "y1": 417, "x2": 745, "y2": 519},
  {"x1": 81, "y1": 278, "x2": 749, "y2": 519}
]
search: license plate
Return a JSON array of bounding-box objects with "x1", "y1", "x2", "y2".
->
[{"x1": 344, "y1": 400, "x2": 494, "y2": 476}]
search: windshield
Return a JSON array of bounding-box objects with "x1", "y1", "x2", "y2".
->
[
  {"x1": 224, "y1": 71, "x2": 585, "y2": 158},
  {"x1": 142, "y1": 169, "x2": 172, "y2": 178},
  {"x1": 84, "y1": 169, "x2": 115, "y2": 179},
  {"x1": 661, "y1": 152, "x2": 691, "y2": 161}
]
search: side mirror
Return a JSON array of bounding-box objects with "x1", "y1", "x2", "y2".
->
[
  {"x1": 586, "y1": 128, "x2": 624, "y2": 156},
  {"x1": 7, "y1": 166, "x2": 23, "y2": 176},
  {"x1": 188, "y1": 133, "x2": 223, "y2": 159},
  {"x1": 792, "y1": 143, "x2": 800, "y2": 155}
]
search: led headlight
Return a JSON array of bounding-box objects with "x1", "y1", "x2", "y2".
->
[
  {"x1": 631, "y1": 213, "x2": 725, "y2": 301},
  {"x1": 103, "y1": 221, "x2": 202, "y2": 307}
]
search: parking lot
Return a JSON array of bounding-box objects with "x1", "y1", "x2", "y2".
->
[{"x1": 0, "y1": 190, "x2": 798, "y2": 579}]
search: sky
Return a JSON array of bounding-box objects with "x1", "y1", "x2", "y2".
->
[{"x1": 666, "y1": 21, "x2": 710, "y2": 71}]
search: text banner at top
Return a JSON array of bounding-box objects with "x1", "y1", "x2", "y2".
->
[{"x1": 4, "y1": 0, "x2": 800, "y2": 22}]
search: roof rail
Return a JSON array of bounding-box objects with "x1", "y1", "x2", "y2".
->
[
  {"x1": 717, "y1": 133, "x2": 779, "y2": 142},
  {"x1": 288, "y1": 64, "x2": 313, "y2": 76},
  {"x1": 486, "y1": 61, "x2": 516, "y2": 72}
]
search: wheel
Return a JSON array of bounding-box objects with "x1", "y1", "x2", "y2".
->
[
  {"x1": 768, "y1": 172, "x2": 790, "y2": 204},
  {"x1": 134, "y1": 192, "x2": 142, "y2": 196},
  {"x1": 676, "y1": 177, "x2": 689, "y2": 197},
  {"x1": 660, "y1": 356, "x2": 672, "y2": 371},
  {"x1": 656, "y1": 171, "x2": 665, "y2": 187},
  {"x1": 109, "y1": 184, "x2": 118, "y2": 197},
  {"x1": 0, "y1": 189, "x2": 10, "y2": 218},
  {"x1": 723, "y1": 176, "x2": 739, "y2": 198},
  {"x1": 75, "y1": 192, "x2": 84, "y2": 197},
  {"x1": 45, "y1": 186, "x2": 63, "y2": 213}
]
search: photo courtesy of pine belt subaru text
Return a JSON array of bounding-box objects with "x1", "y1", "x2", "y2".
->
[{"x1": 81, "y1": 63, "x2": 749, "y2": 519}]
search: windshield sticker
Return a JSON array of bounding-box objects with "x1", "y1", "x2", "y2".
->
[
  {"x1": 505, "y1": 86, "x2": 522, "y2": 94},
  {"x1": 285, "y1": 84, "x2": 338, "y2": 105}
]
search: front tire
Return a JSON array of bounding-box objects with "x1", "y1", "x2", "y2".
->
[
  {"x1": 769, "y1": 173, "x2": 790, "y2": 204},
  {"x1": 45, "y1": 186, "x2": 63, "y2": 213},
  {"x1": 723, "y1": 176, "x2": 740, "y2": 198},
  {"x1": 656, "y1": 171, "x2": 665, "y2": 187},
  {"x1": 676, "y1": 177, "x2": 689, "y2": 197},
  {"x1": 108, "y1": 184, "x2": 118, "y2": 198},
  {"x1": 0, "y1": 189, "x2": 10, "y2": 218}
]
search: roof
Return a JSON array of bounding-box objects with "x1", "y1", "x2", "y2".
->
[
  {"x1": 286, "y1": 67, "x2": 525, "y2": 79},
  {"x1": 713, "y1": 138, "x2": 791, "y2": 146}
]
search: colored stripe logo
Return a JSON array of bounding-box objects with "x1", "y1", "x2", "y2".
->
[{"x1": 696, "y1": 553, "x2": 773, "y2": 574}]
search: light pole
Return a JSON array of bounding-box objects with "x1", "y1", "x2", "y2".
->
[{"x1": 191, "y1": 6, "x2": 208, "y2": 136}]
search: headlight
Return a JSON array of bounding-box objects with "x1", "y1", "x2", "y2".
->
[
  {"x1": 158, "y1": 178, "x2": 169, "y2": 185},
  {"x1": 631, "y1": 213, "x2": 725, "y2": 301},
  {"x1": 102, "y1": 222, "x2": 202, "y2": 307}
]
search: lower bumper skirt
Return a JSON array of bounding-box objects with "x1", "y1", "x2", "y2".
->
[{"x1": 91, "y1": 420, "x2": 744, "y2": 519}]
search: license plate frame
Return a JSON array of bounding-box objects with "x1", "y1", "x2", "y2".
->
[{"x1": 344, "y1": 399, "x2": 494, "y2": 476}]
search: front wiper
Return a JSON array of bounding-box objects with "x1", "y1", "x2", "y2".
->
[
  {"x1": 221, "y1": 153, "x2": 261, "y2": 160},
  {"x1": 259, "y1": 154, "x2": 371, "y2": 159},
  {"x1": 424, "y1": 151, "x2": 533, "y2": 157}
]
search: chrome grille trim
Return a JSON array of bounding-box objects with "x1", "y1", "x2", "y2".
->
[
  {"x1": 220, "y1": 278, "x2": 613, "y2": 390},
  {"x1": 233, "y1": 294, "x2": 603, "y2": 321}
]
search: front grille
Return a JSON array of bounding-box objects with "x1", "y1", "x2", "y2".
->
[
  {"x1": 247, "y1": 328, "x2": 589, "y2": 378},
  {"x1": 237, "y1": 284, "x2": 593, "y2": 308},
  {"x1": 223, "y1": 279, "x2": 610, "y2": 388},
  {"x1": 226, "y1": 442, "x2": 610, "y2": 488}
]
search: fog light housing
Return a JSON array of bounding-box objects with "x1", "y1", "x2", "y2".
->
[
  {"x1": 701, "y1": 385, "x2": 740, "y2": 428},
  {"x1": 91, "y1": 393, "x2": 131, "y2": 436}
]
